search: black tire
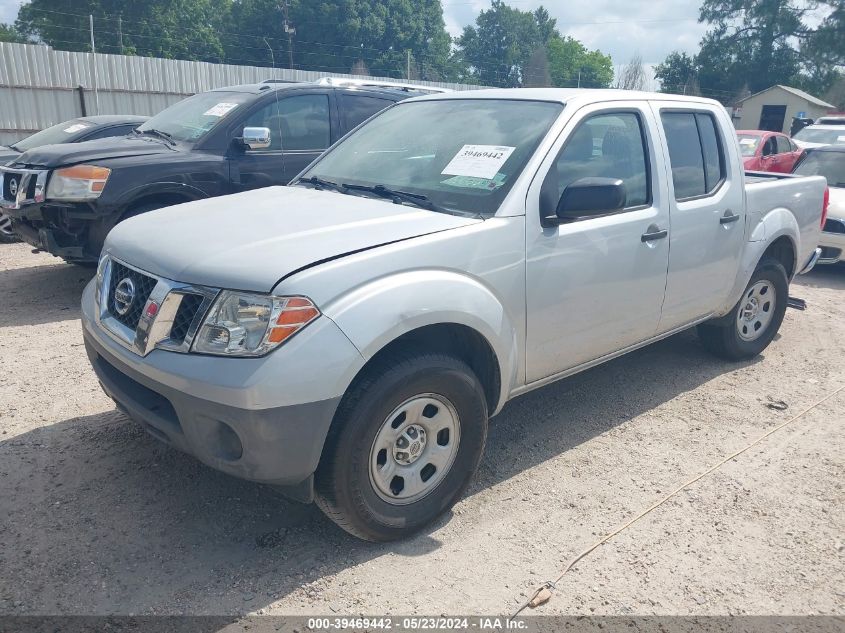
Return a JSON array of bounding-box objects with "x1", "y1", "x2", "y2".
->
[
  {"x1": 0, "y1": 212, "x2": 20, "y2": 243},
  {"x1": 698, "y1": 257, "x2": 789, "y2": 361},
  {"x1": 315, "y1": 349, "x2": 488, "y2": 542}
]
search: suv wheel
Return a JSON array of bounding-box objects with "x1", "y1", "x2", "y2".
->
[
  {"x1": 315, "y1": 350, "x2": 488, "y2": 541},
  {"x1": 0, "y1": 212, "x2": 19, "y2": 243},
  {"x1": 698, "y1": 257, "x2": 788, "y2": 361}
]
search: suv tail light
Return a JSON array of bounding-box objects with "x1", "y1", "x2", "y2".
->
[{"x1": 821, "y1": 186, "x2": 829, "y2": 229}]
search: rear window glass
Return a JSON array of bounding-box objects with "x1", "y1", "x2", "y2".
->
[{"x1": 661, "y1": 111, "x2": 725, "y2": 199}]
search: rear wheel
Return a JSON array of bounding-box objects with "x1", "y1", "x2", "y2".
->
[
  {"x1": 315, "y1": 350, "x2": 488, "y2": 542},
  {"x1": 698, "y1": 257, "x2": 788, "y2": 361},
  {"x1": 0, "y1": 212, "x2": 19, "y2": 243}
]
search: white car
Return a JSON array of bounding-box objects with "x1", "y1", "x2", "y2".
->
[
  {"x1": 792, "y1": 116, "x2": 845, "y2": 149},
  {"x1": 794, "y1": 145, "x2": 845, "y2": 264}
]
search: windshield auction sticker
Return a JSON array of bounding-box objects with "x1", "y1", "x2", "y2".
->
[
  {"x1": 203, "y1": 102, "x2": 240, "y2": 117},
  {"x1": 442, "y1": 145, "x2": 516, "y2": 180}
]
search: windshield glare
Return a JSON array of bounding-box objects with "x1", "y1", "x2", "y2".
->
[
  {"x1": 12, "y1": 119, "x2": 95, "y2": 152},
  {"x1": 793, "y1": 127, "x2": 845, "y2": 145},
  {"x1": 793, "y1": 151, "x2": 845, "y2": 187},
  {"x1": 737, "y1": 134, "x2": 762, "y2": 157},
  {"x1": 137, "y1": 91, "x2": 253, "y2": 143},
  {"x1": 301, "y1": 99, "x2": 564, "y2": 215}
]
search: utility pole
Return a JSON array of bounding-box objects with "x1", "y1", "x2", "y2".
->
[
  {"x1": 117, "y1": 14, "x2": 124, "y2": 55},
  {"x1": 89, "y1": 14, "x2": 100, "y2": 114},
  {"x1": 281, "y1": 1, "x2": 295, "y2": 70}
]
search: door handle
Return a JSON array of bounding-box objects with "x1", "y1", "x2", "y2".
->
[
  {"x1": 720, "y1": 211, "x2": 740, "y2": 225},
  {"x1": 641, "y1": 227, "x2": 668, "y2": 242}
]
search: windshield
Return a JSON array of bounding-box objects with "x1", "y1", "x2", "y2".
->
[
  {"x1": 737, "y1": 134, "x2": 762, "y2": 157},
  {"x1": 136, "y1": 91, "x2": 253, "y2": 144},
  {"x1": 793, "y1": 127, "x2": 845, "y2": 145},
  {"x1": 300, "y1": 99, "x2": 564, "y2": 215},
  {"x1": 11, "y1": 119, "x2": 95, "y2": 152},
  {"x1": 793, "y1": 150, "x2": 845, "y2": 187}
]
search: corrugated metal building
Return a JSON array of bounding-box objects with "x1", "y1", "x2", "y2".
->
[{"x1": 0, "y1": 42, "x2": 480, "y2": 145}]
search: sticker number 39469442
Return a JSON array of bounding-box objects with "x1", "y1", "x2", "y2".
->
[{"x1": 441, "y1": 144, "x2": 516, "y2": 180}]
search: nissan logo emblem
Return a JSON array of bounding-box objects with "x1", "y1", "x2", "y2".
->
[
  {"x1": 8, "y1": 178, "x2": 18, "y2": 197},
  {"x1": 113, "y1": 278, "x2": 136, "y2": 316}
]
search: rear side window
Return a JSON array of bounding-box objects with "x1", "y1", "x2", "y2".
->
[
  {"x1": 661, "y1": 112, "x2": 725, "y2": 200},
  {"x1": 341, "y1": 94, "x2": 394, "y2": 131}
]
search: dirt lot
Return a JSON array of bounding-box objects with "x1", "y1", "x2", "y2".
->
[{"x1": 1, "y1": 241, "x2": 843, "y2": 617}]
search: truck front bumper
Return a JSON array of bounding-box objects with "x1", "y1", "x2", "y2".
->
[{"x1": 81, "y1": 280, "x2": 364, "y2": 492}]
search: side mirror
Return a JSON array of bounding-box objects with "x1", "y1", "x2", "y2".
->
[
  {"x1": 241, "y1": 127, "x2": 271, "y2": 150},
  {"x1": 547, "y1": 177, "x2": 626, "y2": 224}
]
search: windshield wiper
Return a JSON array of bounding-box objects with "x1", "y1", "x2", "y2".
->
[
  {"x1": 297, "y1": 176, "x2": 351, "y2": 195},
  {"x1": 135, "y1": 128, "x2": 176, "y2": 145},
  {"x1": 341, "y1": 183, "x2": 464, "y2": 216}
]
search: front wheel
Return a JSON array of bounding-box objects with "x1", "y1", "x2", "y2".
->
[
  {"x1": 698, "y1": 257, "x2": 789, "y2": 361},
  {"x1": 0, "y1": 212, "x2": 19, "y2": 243},
  {"x1": 315, "y1": 350, "x2": 488, "y2": 541}
]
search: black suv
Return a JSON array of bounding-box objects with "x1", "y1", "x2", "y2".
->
[{"x1": 0, "y1": 80, "x2": 421, "y2": 263}]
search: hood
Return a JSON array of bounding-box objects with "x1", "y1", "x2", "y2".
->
[
  {"x1": 0, "y1": 148, "x2": 21, "y2": 166},
  {"x1": 11, "y1": 136, "x2": 174, "y2": 168},
  {"x1": 105, "y1": 186, "x2": 482, "y2": 292},
  {"x1": 828, "y1": 186, "x2": 845, "y2": 221},
  {"x1": 793, "y1": 139, "x2": 828, "y2": 150}
]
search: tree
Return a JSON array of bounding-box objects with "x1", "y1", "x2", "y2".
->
[
  {"x1": 455, "y1": 0, "x2": 557, "y2": 87},
  {"x1": 545, "y1": 36, "x2": 612, "y2": 88},
  {"x1": 615, "y1": 54, "x2": 647, "y2": 91},
  {"x1": 654, "y1": 51, "x2": 698, "y2": 94},
  {"x1": 0, "y1": 23, "x2": 28, "y2": 43},
  {"x1": 15, "y1": 0, "x2": 231, "y2": 61}
]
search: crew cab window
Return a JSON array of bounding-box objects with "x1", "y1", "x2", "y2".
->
[
  {"x1": 341, "y1": 94, "x2": 393, "y2": 130},
  {"x1": 544, "y1": 112, "x2": 650, "y2": 209},
  {"x1": 661, "y1": 111, "x2": 725, "y2": 200},
  {"x1": 278, "y1": 95, "x2": 331, "y2": 151}
]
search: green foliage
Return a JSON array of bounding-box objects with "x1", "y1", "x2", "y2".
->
[
  {"x1": 454, "y1": 0, "x2": 558, "y2": 87},
  {"x1": 547, "y1": 36, "x2": 613, "y2": 89},
  {"x1": 654, "y1": 51, "x2": 698, "y2": 94},
  {"x1": 0, "y1": 23, "x2": 28, "y2": 43}
]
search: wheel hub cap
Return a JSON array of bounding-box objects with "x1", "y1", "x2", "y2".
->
[
  {"x1": 369, "y1": 394, "x2": 461, "y2": 505},
  {"x1": 736, "y1": 280, "x2": 776, "y2": 341}
]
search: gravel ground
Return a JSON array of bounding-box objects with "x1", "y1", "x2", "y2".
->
[{"x1": 0, "y1": 242, "x2": 843, "y2": 617}]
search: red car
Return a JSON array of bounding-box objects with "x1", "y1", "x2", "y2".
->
[{"x1": 737, "y1": 130, "x2": 804, "y2": 173}]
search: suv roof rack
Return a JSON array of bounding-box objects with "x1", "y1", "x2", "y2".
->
[{"x1": 315, "y1": 77, "x2": 453, "y2": 94}]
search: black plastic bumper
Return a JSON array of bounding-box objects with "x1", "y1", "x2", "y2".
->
[{"x1": 83, "y1": 328, "x2": 341, "y2": 498}]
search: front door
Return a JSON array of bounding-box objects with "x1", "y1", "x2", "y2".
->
[
  {"x1": 229, "y1": 96, "x2": 288, "y2": 192},
  {"x1": 654, "y1": 105, "x2": 745, "y2": 331},
  {"x1": 276, "y1": 93, "x2": 333, "y2": 182},
  {"x1": 525, "y1": 104, "x2": 670, "y2": 383}
]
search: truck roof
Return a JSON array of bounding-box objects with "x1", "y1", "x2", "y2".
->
[
  {"x1": 209, "y1": 81, "x2": 422, "y2": 98},
  {"x1": 408, "y1": 87, "x2": 723, "y2": 108}
]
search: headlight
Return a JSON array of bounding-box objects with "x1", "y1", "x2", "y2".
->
[
  {"x1": 47, "y1": 165, "x2": 111, "y2": 201},
  {"x1": 193, "y1": 292, "x2": 320, "y2": 357},
  {"x1": 94, "y1": 254, "x2": 109, "y2": 305}
]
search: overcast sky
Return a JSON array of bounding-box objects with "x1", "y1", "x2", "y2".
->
[{"x1": 0, "y1": 0, "x2": 707, "y2": 66}]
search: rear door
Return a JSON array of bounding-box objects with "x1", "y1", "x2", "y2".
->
[
  {"x1": 653, "y1": 103, "x2": 745, "y2": 332},
  {"x1": 524, "y1": 102, "x2": 670, "y2": 382}
]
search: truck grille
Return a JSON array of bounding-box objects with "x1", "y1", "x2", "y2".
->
[
  {"x1": 169, "y1": 293, "x2": 206, "y2": 344},
  {"x1": 107, "y1": 262, "x2": 158, "y2": 330},
  {"x1": 97, "y1": 257, "x2": 218, "y2": 356}
]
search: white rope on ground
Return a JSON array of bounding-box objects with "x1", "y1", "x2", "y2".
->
[{"x1": 512, "y1": 384, "x2": 845, "y2": 617}]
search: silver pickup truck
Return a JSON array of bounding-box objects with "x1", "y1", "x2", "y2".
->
[{"x1": 80, "y1": 89, "x2": 827, "y2": 541}]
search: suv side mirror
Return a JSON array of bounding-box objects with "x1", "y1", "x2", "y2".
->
[
  {"x1": 548, "y1": 177, "x2": 626, "y2": 223},
  {"x1": 241, "y1": 127, "x2": 272, "y2": 150}
]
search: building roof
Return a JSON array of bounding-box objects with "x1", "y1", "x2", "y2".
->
[{"x1": 738, "y1": 84, "x2": 835, "y2": 109}]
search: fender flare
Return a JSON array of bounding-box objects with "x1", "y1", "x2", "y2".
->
[
  {"x1": 322, "y1": 270, "x2": 519, "y2": 414},
  {"x1": 716, "y1": 208, "x2": 799, "y2": 316},
  {"x1": 113, "y1": 182, "x2": 209, "y2": 212}
]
